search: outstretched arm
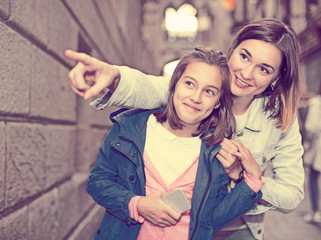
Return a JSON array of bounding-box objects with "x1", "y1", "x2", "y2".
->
[{"x1": 65, "y1": 49, "x2": 170, "y2": 109}]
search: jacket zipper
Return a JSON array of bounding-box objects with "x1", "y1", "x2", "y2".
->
[{"x1": 190, "y1": 147, "x2": 218, "y2": 239}]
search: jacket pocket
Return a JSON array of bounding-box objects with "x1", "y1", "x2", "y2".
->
[{"x1": 252, "y1": 147, "x2": 275, "y2": 171}]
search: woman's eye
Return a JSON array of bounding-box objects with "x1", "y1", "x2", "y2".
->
[
  {"x1": 240, "y1": 53, "x2": 248, "y2": 61},
  {"x1": 260, "y1": 66, "x2": 270, "y2": 74},
  {"x1": 185, "y1": 81, "x2": 194, "y2": 87}
]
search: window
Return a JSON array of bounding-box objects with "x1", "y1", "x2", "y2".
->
[{"x1": 164, "y1": 3, "x2": 198, "y2": 41}]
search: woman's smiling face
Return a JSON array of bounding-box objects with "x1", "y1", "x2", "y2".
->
[{"x1": 228, "y1": 39, "x2": 282, "y2": 100}]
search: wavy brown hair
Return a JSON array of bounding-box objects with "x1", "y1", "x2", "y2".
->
[
  {"x1": 154, "y1": 47, "x2": 236, "y2": 146},
  {"x1": 228, "y1": 18, "x2": 302, "y2": 130}
]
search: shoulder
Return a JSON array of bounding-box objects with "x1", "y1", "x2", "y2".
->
[
  {"x1": 110, "y1": 108, "x2": 157, "y2": 121},
  {"x1": 109, "y1": 108, "x2": 164, "y2": 131},
  {"x1": 103, "y1": 108, "x2": 156, "y2": 146}
]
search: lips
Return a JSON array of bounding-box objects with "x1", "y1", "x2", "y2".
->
[
  {"x1": 184, "y1": 103, "x2": 200, "y2": 112},
  {"x1": 234, "y1": 76, "x2": 251, "y2": 88}
]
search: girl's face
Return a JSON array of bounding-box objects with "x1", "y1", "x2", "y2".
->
[
  {"x1": 173, "y1": 61, "x2": 221, "y2": 134},
  {"x1": 228, "y1": 39, "x2": 282, "y2": 101}
]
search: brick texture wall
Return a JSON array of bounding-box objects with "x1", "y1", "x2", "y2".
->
[{"x1": 0, "y1": 1, "x2": 148, "y2": 239}]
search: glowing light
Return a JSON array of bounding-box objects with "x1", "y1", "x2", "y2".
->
[
  {"x1": 222, "y1": 0, "x2": 235, "y2": 11},
  {"x1": 165, "y1": 4, "x2": 198, "y2": 39}
]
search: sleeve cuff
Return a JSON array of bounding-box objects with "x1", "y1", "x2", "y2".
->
[
  {"x1": 244, "y1": 171, "x2": 265, "y2": 193},
  {"x1": 89, "y1": 66, "x2": 129, "y2": 109},
  {"x1": 128, "y1": 196, "x2": 145, "y2": 223}
]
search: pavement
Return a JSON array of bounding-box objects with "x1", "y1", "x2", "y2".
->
[{"x1": 264, "y1": 167, "x2": 321, "y2": 240}]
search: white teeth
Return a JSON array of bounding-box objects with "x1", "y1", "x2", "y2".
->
[{"x1": 237, "y1": 77, "x2": 249, "y2": 86}]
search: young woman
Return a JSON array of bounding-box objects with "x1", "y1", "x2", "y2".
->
[
  {"x1": 65, "y1": 18, "x2": 304, "y2": 240},
  {"x1": 86, "y1": 48, "x2": 263, "y2": 240}
]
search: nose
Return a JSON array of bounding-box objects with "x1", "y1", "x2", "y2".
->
[
  {"x1": 190, "y1": 90, "x2": 202, "y2": 103},
  {"x1": 241, "y1": 64, "x2": 254, "y2": 80}
]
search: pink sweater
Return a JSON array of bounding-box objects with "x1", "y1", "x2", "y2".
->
[{"x1": 129, "y1": 151, "x2": 264, "y2": 239}]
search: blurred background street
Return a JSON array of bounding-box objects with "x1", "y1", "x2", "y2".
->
[{"x1": 264, "y1": 167, "x2": 321, "y2": 240}]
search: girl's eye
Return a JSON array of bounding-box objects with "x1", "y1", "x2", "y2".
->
[
  {"x1": 185, "y1": 81, "x2": 194, "y2": 87},
  {"x1": 205, "y1": 89, "x2": 215, "y2": 96}
]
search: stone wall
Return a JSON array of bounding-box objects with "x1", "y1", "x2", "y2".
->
[{"x1": 0, "y1": 1, "x2": 147, "y2": 239}]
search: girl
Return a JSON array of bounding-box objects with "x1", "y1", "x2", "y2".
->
[{"x1": 86, "y1": 48, "x2": 263, "y2": 240}]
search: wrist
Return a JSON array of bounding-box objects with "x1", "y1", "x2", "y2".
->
[
  {"x1": 229, "y1": 169, "x2": 244, "y2": 181},
  {"x1": 243, "y1": 172, "x2": 265, "y2": 193},
  {"x1": 109, "y1": 66, "x2": 121, "y2": 93},
  {"x1": 230, "y1": 169, "x2": 244, "y2": 189},
  {"x1": 233, "y1": 169, "x2": 244, "y2": 184},
  {"x1": 244, "y1": 171, "x2": 262, "y2": 180},
  {"x1": 129, "y1": 196, "x2": 145, "y2": 223}
]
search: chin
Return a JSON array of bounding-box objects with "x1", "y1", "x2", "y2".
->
[{"x1": 230, "y1": 87, "x2": 243, "y2": 96}]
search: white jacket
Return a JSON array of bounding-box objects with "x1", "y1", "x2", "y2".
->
[{"x1": 90, "y1": 66, "x2": 305, "y2": 240}]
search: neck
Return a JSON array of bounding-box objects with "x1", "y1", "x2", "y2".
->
[
  {"x1": 232, "y1": 95, "x2": 254, "y2": 115},
  {"x1": 163, "y1": 121, "x2": 197, "y2": 138}
]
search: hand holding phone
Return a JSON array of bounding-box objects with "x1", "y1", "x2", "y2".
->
[{"x1": 162, "y1": 188, "x2": 191, "y2": 214}]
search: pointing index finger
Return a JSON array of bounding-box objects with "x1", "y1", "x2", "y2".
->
[{"x1": 64, "y1": 49, "x2": 94, "y2": 65}]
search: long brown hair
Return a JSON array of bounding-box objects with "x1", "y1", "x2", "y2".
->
[
  {"x1": 228, "y1": 18, "x2": 301, "y2": 130},
  {"x1": 154, "y1": 47, "x2": 235, "y2": 146}
]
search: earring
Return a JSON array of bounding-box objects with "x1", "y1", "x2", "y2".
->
[
  {"x1": 214, "y1": 102, "x2": 221, "y2": 109},
  {"x1": 271, "y1": 84, "x2": 275, "y2": 91}
]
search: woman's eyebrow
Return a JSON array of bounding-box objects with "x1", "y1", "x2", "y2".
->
[
  {"x1": 241, "y1": 48, "x2": 252, "y2": 58},
  {"x1": 241, "y1": 48, "x2": 275, "y2": 71},
  {"x1": 261, "y1": 63, "x2": 275, "y2": 72}
]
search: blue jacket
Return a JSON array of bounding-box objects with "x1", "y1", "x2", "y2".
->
[{"x1": 87, "y1": 108, "x2": 262, "y2": 240}]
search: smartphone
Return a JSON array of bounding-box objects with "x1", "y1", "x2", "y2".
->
[{"x1": 162, "y1": 188, "x2": 191, "y2": 214}]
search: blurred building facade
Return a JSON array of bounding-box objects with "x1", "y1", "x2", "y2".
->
[
  {"x1": 0, "y1": 1, "x2": 148, "y2": 239},
  {"x1": 141, "y1": 0, "x2": 234, "y2": 75},
  {"x1": 0, "y1": 1, "x2": 321, "y2": 240},
  {"x1": 141, "y1": 0, "x2": 321, "y2": 91}
]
